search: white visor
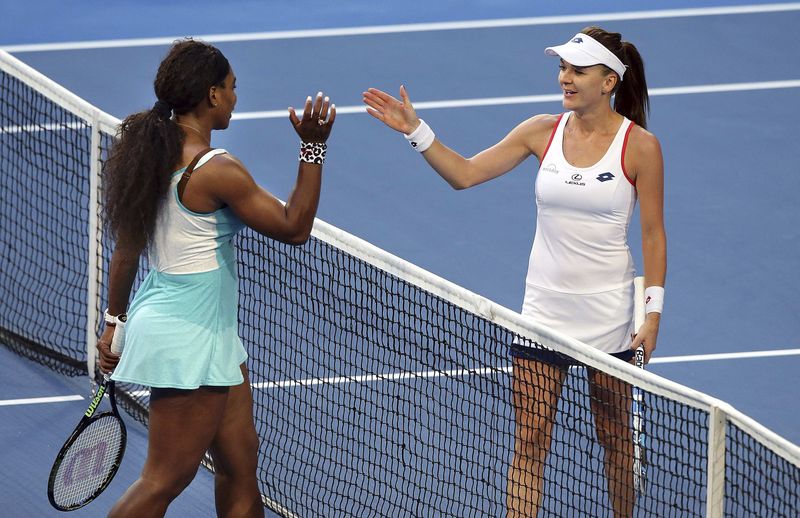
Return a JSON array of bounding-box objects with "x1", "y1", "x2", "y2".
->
[{"x1": 545, "y1": 33, "x2": 626, "y2": 79}]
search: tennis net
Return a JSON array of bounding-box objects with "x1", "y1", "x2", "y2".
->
[{"x1": 1, "y1": 49, "x2": 798, "y2": 517}]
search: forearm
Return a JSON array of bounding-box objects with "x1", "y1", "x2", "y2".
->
[
  {"x1": 641, "y1": 229, "x2": 666, "y2": 288},
  {"x1": 282, "y1": 162, "x2": 322, "y2": 244},
  {"x1": 641, "y1": 228, "x2": 666, "y2": 326},
  {"x1": 420, "y1": 140, "x2": 475, "y2": 190},
  {"x1": 107, "y1": 245, "x2": 142, "y2": 315}
]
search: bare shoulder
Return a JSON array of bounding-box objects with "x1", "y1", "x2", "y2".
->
[
  {"x1": 205, "y1": 152, "x2": 251, "y2": 180},
  {"x1": 627, "y1": 125, "x2": 662, "y2": 159},
  {"x1": 513, "y1": 113, "x2": 561, "y2": 158},
  {"x1": 519, "y1": 113, "x2": 561, "y2": 136},
  {"x1": 194, "y1": 152, "x2": 258, "y2": 200},
  {"x1": 625, "y1": 125, "x2": 663, "y2": 184}
]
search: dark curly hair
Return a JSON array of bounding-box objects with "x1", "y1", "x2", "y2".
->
[
  {"x1": 582, "y1": 26, "x2": 650, "y2": 129},
  {"x1": 102, "y1": 39, "x2": 231, "y2": 245}
]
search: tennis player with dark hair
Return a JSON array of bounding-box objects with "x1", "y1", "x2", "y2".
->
[
  {"x1": 96, "y1": 38, "x2": 335, "y2": 517},
  {"x1": 364, "y1": 27, "x2": 665, "y2": 517}
]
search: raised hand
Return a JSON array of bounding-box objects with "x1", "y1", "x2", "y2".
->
[
  {"x1": 363, "y1": 85, "x2": 420, "y2": 134},
  {"x1": 289, "y1": 92, "x2": 336, "y2": 143}
]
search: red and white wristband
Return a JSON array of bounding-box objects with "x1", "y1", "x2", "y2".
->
[
  {"x1": 644, "y1": 286, "x2": 664, "y2": 314},
  {"x1": 404, "y1": 119, "x2": 435, "y2": 152},
  {"x1": 299, "y1": 141, "x2": 327, "y2": 165}
]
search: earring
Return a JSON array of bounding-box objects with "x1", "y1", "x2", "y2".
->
[{"x1": 213, "y1": 103, "x2": 218, "y2": 107}]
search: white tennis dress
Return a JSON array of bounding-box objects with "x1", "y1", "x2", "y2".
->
[
  {"x1": 112, "y1": 149, "x2": 248, "y2": 389},
  {"x1": 521, "y1": 112, "x2": 637, "y2": 354}
]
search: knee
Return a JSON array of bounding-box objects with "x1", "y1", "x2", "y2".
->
[
  {"x1": 142, "y1": 465, "x2": 199, "y2": 501},
  {"x1": 595, "y1": 419, "x2": 629, "y2": 452},
  {"x1": 213, "y1": 432, "x2": 260, "y2": 481},
  {"x1": 516, "y1": 420, "x2": 552, "y2": 459}
]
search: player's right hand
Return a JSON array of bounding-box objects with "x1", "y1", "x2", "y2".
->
[
  {"x1": 97, "y1": 326, "x2": 120, "y2": 373},
  {"x1": 363, "y1": 85, "x2": 421, "y2": 134}
]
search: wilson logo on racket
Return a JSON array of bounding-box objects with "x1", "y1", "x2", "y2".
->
[
  {"x1": 61, "y1": 441, "x2": 109, "y2": 486},
  {"x1": 84, "y1": 385, "x2": 107, "y2": 417}
]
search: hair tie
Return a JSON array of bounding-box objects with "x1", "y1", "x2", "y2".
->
[{"x1": 153, "y1": 100, "x2": 172, "y2": 119}]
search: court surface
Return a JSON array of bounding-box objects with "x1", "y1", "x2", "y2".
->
[{"x1": 1, "y1": 1, "x2": 798, "y2": 516}]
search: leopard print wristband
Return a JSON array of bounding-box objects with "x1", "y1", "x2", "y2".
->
[{"x1": 299, "y1": 141, "x2": 327, "y2": 165}]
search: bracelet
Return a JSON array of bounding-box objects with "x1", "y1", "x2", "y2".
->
[
  {"x1": 299, "y1": 141, "x2": 327, "y2": 165},
  {"x1": 644, "y1": 286, "x2": 665, "y2": 314},
  {"x1": 404, "y1": 119, "x2": 435, "y2": 152}
]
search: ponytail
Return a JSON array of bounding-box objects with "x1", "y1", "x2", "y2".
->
[
  {"x1": 102, "y1": 39, "x2": 230, "y2": 246},
  {"x1": 615, "y1": 41, "x2": 649, "y2": 129},
  {"x1": 581, "y1": 26, "x2": 650, "y2": 129},
  {"x1": 102, "y1": 106, "x2": 183, "y2": 245}
]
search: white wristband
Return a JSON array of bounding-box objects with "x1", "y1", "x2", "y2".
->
[
  {"x1": 404, "y1": 119, "x2": 435, "y2": 152},
  {"x1": 644, "y1": 286, "x2": 664, "y2": 314},
  {"x1": 110, "y1": 317, "x2": 127, "y2": 355}
]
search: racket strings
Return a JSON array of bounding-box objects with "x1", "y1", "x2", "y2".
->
[{"x1": 50, "y1": 415, "x2": 125, "y2": 509}]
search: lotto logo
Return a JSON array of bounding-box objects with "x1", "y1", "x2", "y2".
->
[
  {"x1": 572, "y1": 37, "x2": 583, "y2": 43},
  {"x1": 597, "y1": 172, "x2": 615, "y2": 182}
]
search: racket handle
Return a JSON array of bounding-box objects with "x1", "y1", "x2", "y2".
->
[{"x1": 110, "y1": 319, "x2": 126, "y2": 355}]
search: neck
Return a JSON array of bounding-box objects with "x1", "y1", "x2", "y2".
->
[
  {"x1": 175, "y1": 115, "x2": 212, "y2": 146},
  {"x1": 568, "y1": 103, "x2": 621, "y2": 134}
]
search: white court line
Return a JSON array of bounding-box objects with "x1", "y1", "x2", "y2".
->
[
  {"x1": 37, "y1": 348, "x2": 799, "y2": 401},
  {"x1": 649, "y1": 348, "x2": 800, "y2": 364},
  {"x1": 231, "y1": 79, "x2": 800, "y2": 121},
  {"x1": 252, "y1": 348, "x2": 800, "y2": 390},
  {"x1": 0, "y1": 121, "x2": 88, "y2": 134},
  {"x1": 2, "y1": 3, "x2": 799, "y2": 53},
  {"x1": 0, "y1": 394, "x2": 83, "y2": 406}
]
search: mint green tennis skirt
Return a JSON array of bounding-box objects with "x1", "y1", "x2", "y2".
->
[{"x1": 111, "y1": 259, "x2": 248, "y2": 389}]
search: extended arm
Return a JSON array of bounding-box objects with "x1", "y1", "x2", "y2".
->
[
  {"x1": 206, "y1": 93, "x2": 336, "y2": 244},
  {"x1": 363, "y1": 86, "x2": 555, "y2": 189}
]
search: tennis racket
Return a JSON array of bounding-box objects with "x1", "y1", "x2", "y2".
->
[
  {"x1": 632, "y1": 276, "x2": 648, "y2": 494},
  {"x1": 47, "y1": 319, "x2": 127, "y2": 511}
]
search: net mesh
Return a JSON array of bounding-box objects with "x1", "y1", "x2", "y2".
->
[
  {"x1": 725, "y1": 421, "x2": 800, "y2": 516},
  {"x1": 0, "y1": 66, "x2": 90, "y2": 375},
  {"x1": 2, "y1": 50, "x2": 799, "y2": 517}
]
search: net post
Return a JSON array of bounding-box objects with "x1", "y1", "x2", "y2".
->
[
  {"x1": 86, "y1": 110, "x2": 102, "y2": 381},
  {"x1": 706, "y1": 405, "x2": 727, "y2": 517}
]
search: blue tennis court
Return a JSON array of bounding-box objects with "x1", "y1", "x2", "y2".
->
[{"x1": 1, "y1": 1, "x2": 798, "y2": 516}]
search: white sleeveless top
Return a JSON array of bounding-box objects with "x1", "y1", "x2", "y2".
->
[
  {"x1": 524, "y1": 112, "x2": 637, "y2": 295},
  {"x1": 149, "y1": 149, "x2": 245, "y2": 274}
]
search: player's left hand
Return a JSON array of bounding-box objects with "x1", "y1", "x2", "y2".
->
[
  {"x1": 631, "y1": 313, "x2": 660, "y2": 364},
  {"x1": 289, "y1": 91, "x2": 336, "y2": 143}
]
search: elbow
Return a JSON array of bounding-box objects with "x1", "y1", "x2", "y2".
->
[
  {"x1": 448, "y1": 175, "x2": 473, "y2": 190},
  {"x1": 287, "y1": 235, "x2": 310, "y2": 246},
  {"x1": 284, "y1": 227, "x2": 312, "y2": 246},
  {"x1": 447, "y1": 161, "x2": 477, "y2": 190}
]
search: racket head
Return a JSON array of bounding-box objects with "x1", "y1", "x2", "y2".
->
[{"x1": 47, "y1": 384, "x2": 127, "y2": 511}]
